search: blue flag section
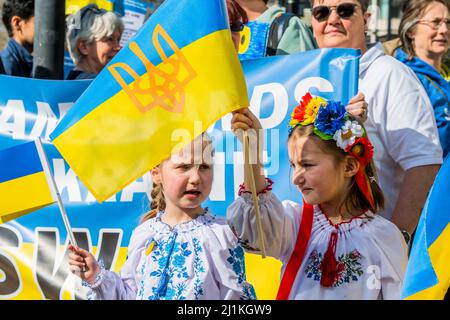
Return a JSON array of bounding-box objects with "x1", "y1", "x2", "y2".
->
[
  {"x1": 0, "y1": 47, "x2": 359, "y2": 299},
  {"x1": 401, "y1": 155, "x2": 450, "y2": 300}
]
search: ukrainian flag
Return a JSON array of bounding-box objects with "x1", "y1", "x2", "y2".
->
[
  {"x1": 0, "y1": 141, "x2": 57, "y2": 223},
  {"x1": 401, "y1": 156, "x2": 450, "y2": 299},
  {"x1": 51, "y1": 0, "x2": 248, "y2": 202}
]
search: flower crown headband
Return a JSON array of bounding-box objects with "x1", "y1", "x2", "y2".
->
[{"x1": 289, "y1": 92, "x2": 376, "y2": 210}]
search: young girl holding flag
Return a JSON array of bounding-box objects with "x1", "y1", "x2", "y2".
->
[
  {"x1": 228, "y1": 93, "x2": 408, "y2": 299},
  {"x1": 68, "y1": 134, "x2": 256, "y2": 300}
]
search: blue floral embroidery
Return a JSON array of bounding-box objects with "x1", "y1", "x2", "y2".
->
[
  {"x1": 143, "y1": 234, "x2": 207, "y2": 300},
  {"x1": 304, "y1": 249, "x2": 363, "y2": 287},
  {"x1": 192, "y1": 238, "x2": 205, "y2": 299},
  {"x1": 226, "y1": 245, "x2": 256, "y2": 300}
]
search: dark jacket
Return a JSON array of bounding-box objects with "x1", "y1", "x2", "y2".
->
[
  {"x1": 66, "y1": 69, "x2": 97, "y2": 80},
  {"x1": 0, "y1": 39, "x2": 33, "y2": 77}
]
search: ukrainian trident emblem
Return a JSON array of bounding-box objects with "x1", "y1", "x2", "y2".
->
[{"x1": 108, "y1": 24, "x2": 197, "y2": 114}]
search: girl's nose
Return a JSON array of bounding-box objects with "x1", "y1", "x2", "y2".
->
[
  {"x1": 188, "y1": 167, "x2": 201, "y2": 184},
  {"x1": 292, "y1": 168, "x2": 305, "y2": 186}
]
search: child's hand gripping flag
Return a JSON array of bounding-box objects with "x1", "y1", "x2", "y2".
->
[
  {"x1": 51, "y1": 0, "x2": 249, "y2": 202},
  {"x1": 0, "y1": 141, "x2": 57, "y2": 223}
]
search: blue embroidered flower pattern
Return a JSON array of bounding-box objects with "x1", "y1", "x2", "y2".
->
[
  {"x1": 192, "y1": 238, "x2": 205, "y2": 299},
  {"x1": 304, "y1": 249, "x2": 363, "y2": 287},
  {"x1": 142, "y1": 235, "x2": 208, "y2": 300},
  {"x1": 226, "y1": 245, "x2": 256, "y2": 300}
]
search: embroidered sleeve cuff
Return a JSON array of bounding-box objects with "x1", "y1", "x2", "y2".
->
[
  {"x1": 238, "y1": 178, "x2": 273, "y2": 196},
  {"x1": 81, "y1": 260, "x2": 106, "y2": 289}
]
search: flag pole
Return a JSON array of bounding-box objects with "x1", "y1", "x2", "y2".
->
[
  {"x1": 36, "y1": 138, "x2": 78, "y2": 247},
  {"x1": 243, "y1": 130, "x2": 266, "y2": 258}
]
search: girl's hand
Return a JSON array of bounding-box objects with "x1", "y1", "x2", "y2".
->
[
  {"x1": 231, "y1": 107, "x2": 262, "y2": 141},
  {"x1": 68, "y1": 244, "x2": 100, "y2": 284},
  {"x1": 231, "y1": 107, "x2": 264, "y2": 166},
  {"x1": 346, "y1": 92, "x2": 368, "y2": 123}
]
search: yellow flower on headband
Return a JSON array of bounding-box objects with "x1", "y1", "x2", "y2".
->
[
  {"x1": 302, "y1": 96, "x2": 326, "y2": 125},
  {"x1": 289, "y1": 93, "x2": 327, "y2": 128}
]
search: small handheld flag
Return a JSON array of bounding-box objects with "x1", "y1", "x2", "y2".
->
[
  {"x1": 0, "y1": 139, "x2": 78, "y2": 246},
  {"x1": 0, "y1": 140, "x2": 57, "y2": 223}
]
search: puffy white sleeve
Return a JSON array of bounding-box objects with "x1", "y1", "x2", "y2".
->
[
  {"x1": 227, "y1": 192, "x2": 302, "y2": 261},
  {"x1": 85, "y1": 221, "x2": 151, "y2": 300},
  {"x1": 371, "y1": 218, "x2": 409, "y2": 300}
]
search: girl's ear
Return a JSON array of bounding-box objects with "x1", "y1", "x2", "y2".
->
[
  {"x1": 344, "y1": 156, "x2": 360, "y2": 178},
  {"x1": 151, "y1": 167, "x2": 162, "y2": 185}
]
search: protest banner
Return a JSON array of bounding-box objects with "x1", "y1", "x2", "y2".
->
[{"x1": 0, "y1": 47, "x2": 359, "y2": 299}]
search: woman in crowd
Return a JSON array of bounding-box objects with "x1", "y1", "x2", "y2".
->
[
  {"x1": 395, "y1": 0, "x2": 450, "y2": 157},
  {"x1": 65, "y1": 4, "x2": 124, "y2": 79}
]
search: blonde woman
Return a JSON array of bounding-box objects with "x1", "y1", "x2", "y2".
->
[{"x1": 395, "y1": 0, "x2": 450, "y2": 157}]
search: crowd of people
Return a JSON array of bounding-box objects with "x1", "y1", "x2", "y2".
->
[{"x1": 0, "y1": 0, "x2": 448, "y2": 300}]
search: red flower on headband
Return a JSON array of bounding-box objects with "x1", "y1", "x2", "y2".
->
[
  {"x1": 289, "y1": 92, "x2": 313, "y2": 126},
  {"x1": 346, "y1": 137, "x2": 374, "y2": 168}
]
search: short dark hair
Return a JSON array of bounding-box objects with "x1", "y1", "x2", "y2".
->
[{"x1": 2, "y1": 0, "x2": 35, "y2": 37}]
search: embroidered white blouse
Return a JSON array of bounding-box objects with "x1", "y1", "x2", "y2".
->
[
  {"x1": 227, "y1": 192, "x2": 408, "y2": 300},
  {"x1": 84, "y1": 210, "x2": 256, "y2": 300}
]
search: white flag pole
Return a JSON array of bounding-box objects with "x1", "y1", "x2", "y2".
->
[{"x1": 35, "y1": 137, "x2": 78, "y2": 247}]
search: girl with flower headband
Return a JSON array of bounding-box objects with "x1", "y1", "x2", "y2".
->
[{"x1": 228, "y1": 93, "x2": 408, "y2": 299}]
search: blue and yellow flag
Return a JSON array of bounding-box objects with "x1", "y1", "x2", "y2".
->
[
  {"x1": 401, "y1": 156, "x2": 450, "y2": 299},
  {"x1": 0, "y1": 141, "x2": 57, "y2": 223},
  {"x1": 51, "y1": 0, "x2": 248, "y2": 202}
]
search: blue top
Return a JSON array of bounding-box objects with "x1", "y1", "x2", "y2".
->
[
  {"x1": 395, "y1": 48, "x2": 450, "y2": 157},
  {"x1": 0, "y1": 39, "x2": 33, "y2": 77}
]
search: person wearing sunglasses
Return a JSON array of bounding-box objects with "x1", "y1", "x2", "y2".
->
[
  {"x1": 394, "y1": 0, "x2": 450, "y2": 158},
  {"x1": 0, "y1": 0, "x2": 34, "y2": 77},
  {"x1": 65, "y1": 4, "x2": 124, "y2": 80},
  {"x1": 310, "y1": 0, "x2": 443, "y2": 248}
]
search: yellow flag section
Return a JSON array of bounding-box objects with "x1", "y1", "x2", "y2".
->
[
  {"x1": 51, "y1": 0, "x2": 248, "y2": 202},
  {"x1": 0, "y1": 141, "x2": 57, "y2": 223}
]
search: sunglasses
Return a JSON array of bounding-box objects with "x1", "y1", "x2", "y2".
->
[
  {"x1": 312, "y1": 3, "x2": 359, "y2": 22},
  {"x1": 230, "y1": 21, "x2": 245, "y2": 32},
  {"x1": 79, "y1": 4, "x2": 107, "y2": 21}
]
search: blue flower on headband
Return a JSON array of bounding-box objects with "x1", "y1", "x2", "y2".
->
[{"x1": 313, "y1": 100, "x2": 347, "y2": 140}]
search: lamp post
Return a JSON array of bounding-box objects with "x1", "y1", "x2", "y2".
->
[{"x1": 32, "y1": 0, "x2": 65, "y2": 79}]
